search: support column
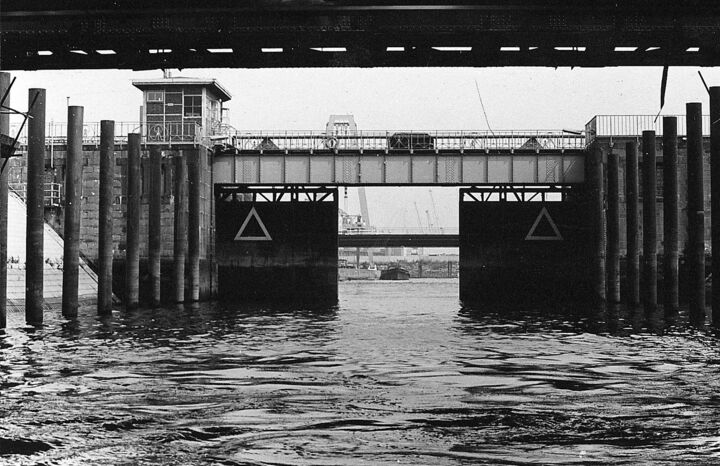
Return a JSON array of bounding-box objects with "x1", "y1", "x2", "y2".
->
[
  {"x1": 662, "y1": 116, "x2": 679, "y2": 314},
  {"x1": 148, "y1": 145, "x2": 162, "y2": 306},
  {"x1": 26, "y1": 89, "x2": 45, "y2": 325},
  {"x1": 588, "y1": 142, "x2": 606, "y2": 306},
  {"x1": 0, "y1": 73, "x2": 10, "y2": 328},
  {"x1": 687, "y1": 102, "x2": 706, "y2": 324},
  {"x1": 62, "y1": 106, "x2": 83, "y2": 317},
  {"x1": 607, "y1": 148, "x2": 620, "y2": 303},
  {"x1": 173, "y1": 153, "x2": 188, "y2": 303},
  {"x1": 642, "y1": 131, "x2": 658, "y2": 313},
  {"x1": 711, "y1": 87, "x2": 720, "y2": 327},
  {"x1": 626, "y1": 141, "x2": 640, "y2": 307},
  {"x1": 187, "y1": 148, "x2": 201, "y2": 301},
  {"x1": 125, "y1": 133, "x2": 141, "y2": 308},
  {"x1": 98, "y1": 120, "x2": 114, "y2": 315}
]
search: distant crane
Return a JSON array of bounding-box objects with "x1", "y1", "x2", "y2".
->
[
  {"x1": 428, "y1": 189, "x2": 442, "y2": 233},
  {"x1": 414, "y1": 202, "x2": 424, "y2": 233},
  {"x1": 425, "y1": 210, "x2": 433, "y2": 231}
]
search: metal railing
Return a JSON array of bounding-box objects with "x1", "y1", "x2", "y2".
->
[
  {"x1": 9, "y1": 121, "x2": 203, "y2": 145},
  {"x1": 585, "y1": 114, "x2": 712, "y2": 142},
  {"x1": 8, "y1": 182, "x2": 63, "y2": 207},
  {"x1": 341, "y1": 227, "x2": 458, "y2": 234},
  {"x1": 227, "y1": 130, "x2": 587, "y2": 152}
]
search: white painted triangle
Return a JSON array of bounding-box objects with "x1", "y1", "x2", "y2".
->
[
  {"x1": 234, "y1": 206, "x2": 272, "y2": 241},
  {"x1": 525, "y1": 206, "x2": 563, "y2": 241}
]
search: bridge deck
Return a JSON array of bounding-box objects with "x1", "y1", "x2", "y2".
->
[{"x1": 339, "y1": 234, "x2": 459, "y2": 248}]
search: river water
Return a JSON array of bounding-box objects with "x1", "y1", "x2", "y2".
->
[{"x1": 2, "y1": 279, "x2": 720, "y2": 465}]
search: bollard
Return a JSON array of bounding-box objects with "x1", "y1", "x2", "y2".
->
[
  {"x1": 97, "y1": 120, "x2": 114, "y2": 315},
  {"x1": 607, "y1": 148, "x2": 620, "y2": 303},
  {"x1": 626, "y1": 141, "x2": 640, "y2": 307},
  {"x1": 687, "y1": 102, "x2": 706, "y2": 325},
  {"x1": 125, "y1": 134, "x2": 141, "y2": 308},
  {"x1": 173, "y1": 153, "x2": 188, "y2": 303},
  {"x1": 62, "y1": 106, "x2": 83, "y2": 318},
  {"x1": 662, "y1": 116, "x2": 679, "y2": 314},
  {"x1": 0, "y1": 73, "x2": 10, "y2": 328},
  {"x1": 148, "y1": 145, "x2": 162, "y2": 306},
  {"x1": 26, "y1": 89, "x2": 46, "y2": 325},
  {"x1": 187, "y1": 148, "x2": 201, "y2": 301},
  {"x1": 642, "y1": 131, "x2": 658, "y2": 313},
  {"x1": 588, "y1": 142, "x2": 606, "y2": 306},
  {"x1": 711, "y1": 87, "x2": 720, "y2": 327}
]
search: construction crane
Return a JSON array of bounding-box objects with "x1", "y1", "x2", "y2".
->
[
  {"x1": 428, "y1": 189, "x2": 442, "y2": 233},
  {"x1": 414, "y1": 202, "x2": 424, "y2": 233}
]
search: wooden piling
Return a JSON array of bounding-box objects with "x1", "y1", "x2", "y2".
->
[
  {"x1": 711, "y1": 87, "x2": 720, "y2": 327},
  {"x1": 26, "y1": 89, "x2": 46, "y2": 325},
  {"x1": 642, "y1": 131, "x2": 658, "y2": 313},
  {"x1": 686, "y1": 102, "x2": 706, "y2": 324},
  {"x1": 662, "y1": 116, "x2": 679, "y2": 314},
  {"x1": 187, "y1": 148, "x2": 201, "y2": 301},
  {"x1": 0, "y1": 73, "x2": 10, "y2": 328},
  {"x1": 125, "y1": 133, "x2": 141, "y2": 308},
  {"x1": 626, "y1": 141, "x2": 640, "y2": 307},
  {"x1": 607, "y1": 148, "x2": 620, "y2": 303},
  {"x1": 588, "y1": 142, "x2": 606, "y2": 306},
  {"x1": 62, "y1": 106, "x2": 83, "y2": 318},
  {"x1": 148, "y1": 145, "x2": 162, "y2": 306},
  {"x1": 173, "y1": 153, "x2": 188, "y2": 303},
  {"x1": 97, "y1": 120, "x2": 114, "y2": 315}
]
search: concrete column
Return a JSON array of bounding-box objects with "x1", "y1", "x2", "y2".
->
[
  {"x1": 642, "y1": 131, "x2": 658, "y2": 313},
  {"x1": 625, "y1": 141, "x2": 640, "y2": 307},
  {"x1": 173, "y1": 153, "x2": 188, "y2": 303},
  {"x1": 97, "y1": 120, "x2": 114, "y2": 315},
  {"x1": 606, "y1": 148, "x2": 620, "y2": 303},
  {"x1": 148, "y1": 145, "x2": 162, "y2": 306},
  {"x1": 26, "y1": 89, "x2": 45, "y2": 325},
  {"x1": 662, "y1": 116, "x2": 679, "y2": 314},
  {"x1": 125, "y1": 133, "x2": 141, "y2": 308},
  {"x1": 687, "y1": 102, "x2": 706, "y2": 324},
  {"x1": 62, "y1": 106, "x2": 83, "y2": 318},
  {"x1": 712, "y1": 87, "x2": 720, "y2": 327},
  {"x1": 187, "y1": 148, "x2": 201, "y2": 301},
  {"x1": 588, "y1": 143, "x2": 606, "y2": 305},
  {"x1": 0, "y1": 73, "x2": 10, "y2": 328}
]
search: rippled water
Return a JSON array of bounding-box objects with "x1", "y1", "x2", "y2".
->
[{"x1": 2, "y1": 279, "x2": 720, "y2": 465}]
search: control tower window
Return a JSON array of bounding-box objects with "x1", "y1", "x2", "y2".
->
[
  {"x1": 184, "y1": 95, "x2": 202, "y2": 118},
  {"x1": 147, "y1": 91, "x2": 164, "y2": 102}
]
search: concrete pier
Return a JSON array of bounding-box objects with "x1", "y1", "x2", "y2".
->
[
  {"x1": 148, "y1": 145, "x2": 162, "y2": 306},
  {"x1": 625, "y1": 141, "x2": 640, "y2": 307},
  {"x1": 62, "y1": 106, "x2": 83, "y2": 317},
  {"x1": 662, "y1": 116, "x2": 679, "y2": 314},
  {"x1": 26, "y1": 89, "x2": 46, "y2": 325},
  {"x1": 97, "y1": 120, "x2": 114, "y2": 315},
  {"x1": 588, "y1": 143, "x2": 606, "y2": 306},
  {"x1": 173, "y1": 154, "x2": 188, "y2": 303},
  {"x1": 0, "y1": 73, "x2": 10, "y2": 328},
  {"x1": 686, "y1": 103, "x2": 706, "y2": 324},
  {"x1": 187, "y1": 148, "x2": 201, "y2": 302},
  {"x1": 606, "y1": 148, "x2": 620, "y2": 303},
  {"x1": 125, "y1": 134, "x2": 141, "y2": 308},
  {"x1": 712, "y1": 87, "x2": 720, "y2": 327},
  {"x1": 642, "y1": 131, "x2": 658, "y2": 313}
]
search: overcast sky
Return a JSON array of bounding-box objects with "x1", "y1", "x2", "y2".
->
[{"x1": 8, "y1": 66, "x2": 718, "y2": 230}]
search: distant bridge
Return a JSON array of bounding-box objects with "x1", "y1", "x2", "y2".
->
[
  {"x1": 3, "y1": 1, "x2": 720, "y2": 70},
  {"x1": 338, "y1": 234, "x2": 458, "y2": 248}
]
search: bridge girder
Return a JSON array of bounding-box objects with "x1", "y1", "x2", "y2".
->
[{"x1": 2, "y1": 1, "x2": 720, "y2": 70}]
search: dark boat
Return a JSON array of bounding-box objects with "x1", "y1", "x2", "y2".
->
[{"x1": 380, "y1": 266, "x2": 410, "y2": 281}]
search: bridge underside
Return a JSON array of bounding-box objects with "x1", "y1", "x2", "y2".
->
[{"x1": 3, "y1": 1, "x2": 720, "y2": 70}]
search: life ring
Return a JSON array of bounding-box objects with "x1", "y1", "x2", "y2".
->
[{"x1": 325, "y1": 136, "x2": 338, "y2": 149}]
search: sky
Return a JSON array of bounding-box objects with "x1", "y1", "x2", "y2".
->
[{"x1": 7, "y1": 66, "x2": 719, "y2": 230}]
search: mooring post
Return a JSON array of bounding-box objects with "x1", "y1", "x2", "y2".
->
[
  {"x1": 173, "y1": 153, "x2": 188, "y2": 303},
  {"x1": 588, "y1": 142, "x2": 606, "y2": 306},
  {"x1": 662, "y1": 116, "x2": 679, "y2": 315},
  {"x1": 97, "y1": 120, "x2": 114, "y2": 315},
  {"x1": 26, "y1": 89, "x2": 46, "y2": 325},
  {"x1": 626, "y1": 141, "x2": 641, "y2": 307},
  {"x1": 62, "y1": 106, "x2": 83, "y2": 318},
  {"x1": 187, "y1": 148, "x2": 200, "y2": 302},
  {"x1": 642, "y1": 131, "x2": 658, "y2": 313},
  {"x1": 711, "y1": 87, "x2": 720, "y2": 327},
  {"x1": 687, "y1": 102, "x2": 706, "y2": 325},
  {"x1": 0, "y1": 73, "x2": 10, "y2": 328},
  {"x1": 125, "y1": 133, "x2": 141, "y2": 308},
  {"x1": 148, "y1": 145, "x2": 162, "y2": 306},
  {"x1": 607, "y1": 148, "x2": 620, "y2": 303}
]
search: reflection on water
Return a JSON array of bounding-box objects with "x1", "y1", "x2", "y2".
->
[{"x1": 2, "y1": 279, "x2": 720, "y2": 464}]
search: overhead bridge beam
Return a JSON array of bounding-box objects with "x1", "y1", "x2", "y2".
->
[{"x1": 339, "y1": 234, "x2": 459, "y2": 248}]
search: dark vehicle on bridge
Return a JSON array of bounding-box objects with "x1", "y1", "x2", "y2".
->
[{"x1": 387, "y1": 132, "x2": 435, "y2": 150}]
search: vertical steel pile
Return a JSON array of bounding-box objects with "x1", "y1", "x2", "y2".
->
[
  {"x1": 662, "y1": 116, "x2": 679, "y2": 314},
  {"x1": 642, "y1": 131, "x2": 658, "y2": 313},
  {"x1": 606, "y1": 148, "x2": 620, "y2": 303},
  {"x1": 625, "y1": 141, "x2": 640, "y2": 307},
  {"x1": 26, "y1": 89, "x2": 46, "y2": 325},
  {"x1": 148, "y1": 145, "x2": 162, "y2": 306},
  {"x1": 686, "y1": 102, "x2": 706, "y2": 324},
  {"x1": 62, "y1": 106, "x2": 83, "y2": 317},
  {"x1": 173, "y1": 153, "x2": 188, "y2": 303},
  {"x1": 187, "y1": 149, "x2": 201, "y2": 301},
  {"x1": 125, "y1": 133, "x2": 141, "y2": 308},
  {"x1": 0, "y1": 73, "x2": 10, "y2": 328},
  {"x1": 97, "y1": 120, "x2": 114, "y2": 314},
  {"x1": 588, "y1": 142, "x2": 606, "y2": 306},
  {"x1": 712, "y1": 87, "x2": 720, "y2": 327}
]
